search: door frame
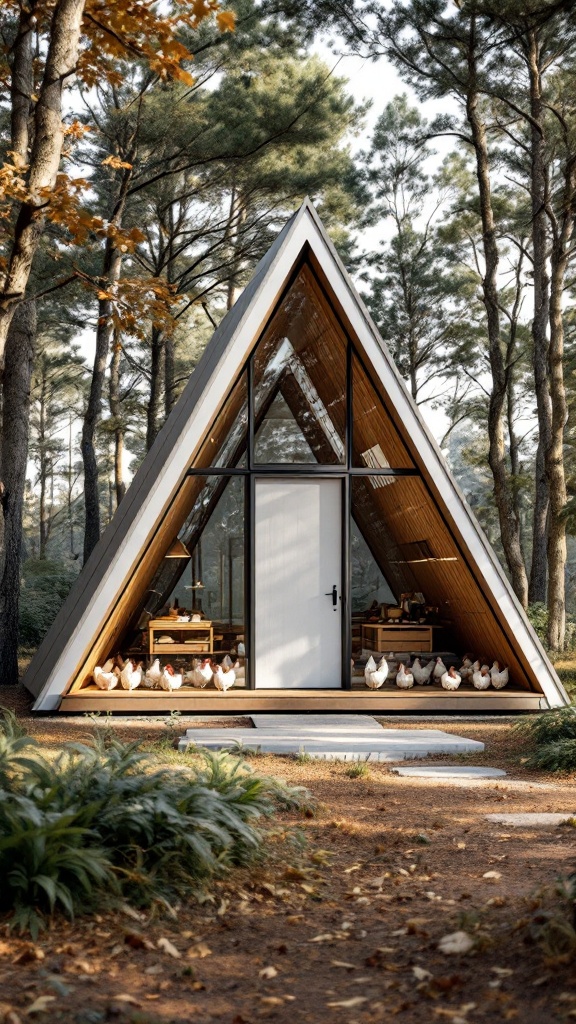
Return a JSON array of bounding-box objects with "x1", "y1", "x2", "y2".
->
[{"x1": 248, "y1": 472, "x2": 350, "y2": 690}]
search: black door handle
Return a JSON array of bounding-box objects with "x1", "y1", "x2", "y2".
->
[{"x1": 324, "y1": 585, "x2": 338, "y2": 609}]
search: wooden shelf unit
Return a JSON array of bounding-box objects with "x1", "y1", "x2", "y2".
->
[
  {"x1": 361, "y1": 623, "x2": 441, "y2": 653},
  {"x1": 148, "y1": 619, "x2": 213, "y2": 656}
]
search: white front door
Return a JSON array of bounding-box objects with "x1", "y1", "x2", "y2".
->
[{"x1": 254, "y1": 478, "x2": 342, "y2": 688}]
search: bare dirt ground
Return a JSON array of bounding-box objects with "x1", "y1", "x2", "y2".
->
[{"x1": 0, "y1": 687, "x2": 575, "y2": 1024}]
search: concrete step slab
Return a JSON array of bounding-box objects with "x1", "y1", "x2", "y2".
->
[
  {"x1": 392, "y1": 766, "x2": 506, "y2": 779},
  {"x1": 485, "y1": 812, "x2": 576, "y2": 828},
  {"x1": 179, "y1": 726, "x2": 484, "y2": 761},
  {"x1": 250, "y1": 714, "x2": 383, "y2": 732}
]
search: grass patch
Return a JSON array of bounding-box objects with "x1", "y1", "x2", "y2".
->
[
  {"x1": 344, "y1": 761, "x2": 371, "y2": 778},
  {"x1": 295, "y1": 748, "x2": 314, "y2": 764}
]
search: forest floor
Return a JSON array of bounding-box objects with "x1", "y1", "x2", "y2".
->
[{"x1": 0, "y1": 684, "x2": 575, "y2": 1023}]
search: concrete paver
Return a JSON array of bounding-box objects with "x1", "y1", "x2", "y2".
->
[
  {"x1": 485, "y1": 812, "x2": 576, "y2": 827},
  {"x1": 392, "y1": 766, "x2": 506, "y2": 779},
  {"x1": 178, "y1": 716, "x2": 484, "y2": 760}
]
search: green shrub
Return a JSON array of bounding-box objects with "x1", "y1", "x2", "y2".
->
[
  {"x1": 524, "y1": 739, "x2": 576, "y2": 772},
  {"x1": 0, "y1": 716, "x2": 311, "y2": 934},
  {"x1": 527, "y1": 603, "x2": 576, "y2": 654},
  {"x1": 19, "y1": 559, "x2": 79, "y2": 648},
  {"x1": 515, "y1": 706, "x2": 576, "y2": 745},
  {"x1": 0, "y1": 799, "x2": 115, "y2": 938},
  {"x1": 515, "y1": 706, "x2": 576, "y2": 772},
  {"x1": 557, "y1": 666, "x2": 576, "y2": 702}
]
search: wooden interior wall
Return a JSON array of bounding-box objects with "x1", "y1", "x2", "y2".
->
[{"x1": 355, "y1": 476, "x2": 528, "y2": 686}]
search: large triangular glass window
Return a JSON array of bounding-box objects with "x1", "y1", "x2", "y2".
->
[{"x1": 253, "y1": 265, "x2": 347, "y2": 464}]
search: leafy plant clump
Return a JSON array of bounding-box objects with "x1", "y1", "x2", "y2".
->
[
  {"x1": 0, "y1": 714, "x2": 311, "y2": 936},
  {"x1": 344, "y1": 761, "x2": 371, "y2": 778},
  {"x1": 18, "y1": 559, "x2": 79, "y2": 648},
  {"x1": 515, "y1": 706, "x2": 576, "y2": 771}
]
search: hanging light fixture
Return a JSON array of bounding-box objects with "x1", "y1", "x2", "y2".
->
[{"x1": 166, "y1": 538, "x2": 190, "y2": 559}]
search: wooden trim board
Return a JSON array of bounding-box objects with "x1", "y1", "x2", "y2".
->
[{"x1": 60, "y1": 688, "x2": 545, "y2": 713}]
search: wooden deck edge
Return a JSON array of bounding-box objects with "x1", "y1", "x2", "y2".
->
[{"x1": 58, "y1": 692, "x2": 545, "y2": 713}]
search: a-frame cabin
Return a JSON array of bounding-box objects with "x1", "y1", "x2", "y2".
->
[{"x1": 25, "y1": 201, "x2": 569, "y2": 712}]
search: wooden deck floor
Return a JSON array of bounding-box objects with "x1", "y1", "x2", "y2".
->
[{"x1": 59, "y1": 683, "x2": 545, "y2": 713}]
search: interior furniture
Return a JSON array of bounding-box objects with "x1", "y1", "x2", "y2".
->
[
  {"x1": 148, "y1": 619, "x2": 213, "y2": 656},
  {"x1": 361, "y1": 623, "x2": 438, "y2": 653}
]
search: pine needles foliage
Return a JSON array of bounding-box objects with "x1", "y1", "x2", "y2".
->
[
  {"x1": 0, "y1": 714, "x2": 311, "y2": 935},
  {"x1": 515, "y1": 706, "x2": 576, "y2": 771},
  {"x1": 523, "y1": 739, "x2": 576, "y2": 772}
]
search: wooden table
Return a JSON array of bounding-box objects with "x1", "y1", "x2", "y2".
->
[
  {"x1": 148, "y1": 619, "x2": 213, "y2": 656},
  {"x1": 361, "y1": 623, "x2": 438, "y2": 653}
]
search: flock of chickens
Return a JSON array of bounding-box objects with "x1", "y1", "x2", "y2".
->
[
  {"x1": 92, "y1": 652, "x2": 510, "y2": 693},
  {"x1": 364, "y1": 654, "x2": 510, "y2": 691},
  {"x1": 92, "y1": 655, "x2": 242, "y2": 692}
]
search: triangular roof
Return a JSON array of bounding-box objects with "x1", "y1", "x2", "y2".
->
[{"x1": 25, "y1": 199, "x2": 569, "y2": 710}]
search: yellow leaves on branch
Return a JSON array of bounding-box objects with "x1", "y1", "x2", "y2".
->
[
  {"x1": 101, "y1": 155, "x2": 133, "y2": 170},
  {"x1": 65, "y1": 120, "x2": 91, "y2": 140},
  {"x1": 84, "y1": 275, "x2": 179, "y2": 338},
  {"x1": 216, "y1": 9, "x2": 236, "y2": 32},
  {"x1": 77, "y1": 0, "x2": 235, "y2": 88},
  {"x1": 107, "y1": 277, "x2": 179, "y2": 339}
]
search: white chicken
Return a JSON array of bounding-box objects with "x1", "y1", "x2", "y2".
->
[
  {"x1": 213, "y1": 661, "x2": 236, "y2": 692},
  {"x1": 377, "y1": 655, "x2": 389, "y2": 679},
  {"x1": 364, "y1": 655, "x2": 388, "y2": 689},
  {"x1": 119, "y1": 659, "x2": 143, "y2": 690},
  {"x1": 441, "y1": 665, "x2": 461, "y2": 690},
  {"x1": 385, "y1": 651, "x2": 398, "y2": 673},
  {"x1": 396, "y1": 662, "x2": 414, "y2": 689},
  {"x1": 412, "y1": 657, "x2": 434, "y2": 685},
  {"x1": 364, "y1": 655, "x2": 376, "y2": 679},
  {"x1": 433, "y1": 657, "x2": 447, "y2": 681},
  {"x1": 186, "y1": 657, "x2": 213, "y2": 688},
  {"x1": 490, "y1": 661, "x2": 509, "y2": 690},
  {"x1": 93, "y1": 663, "x2": 119, "y2": 690},
  {"x1": 159, "y1": 664, "x2": 183, "y2": 691},
  {"x1": 459, "y1": 655, "x2": 474, "y2": 681},
  {"x1": 143, "y1": 658, "x2": 162, "y2": 689},
  {"x1": 472, "y1": 666, "x2": 491, "y2": 690}
]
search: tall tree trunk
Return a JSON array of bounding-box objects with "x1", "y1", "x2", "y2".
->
[
  {"x1": 0, "y1": 0, "x2": 86, "y2": 361},
  {"x1": 225, "y1": 185, "x2": 247, "y2": 312},
  {"x1": 466, "y1": 19, "x2": 529, "y2": 607},
  {"x1": 546, "y1": 240, "x2": 571, "y2": 650},
  {"x1": 527, "y1": 28, "x2": 551, "y2": 605},
  {"x1": 530, "y1": 439, "x2": 548, "y2": 604},
  {"x1": 0, "y1": 301, "x2": 36, "y2": 685},
  {"x1": 81, "y1": 238, "x2": 121, "y2": 561},
  {"x1": 506, "y1": 364, "x2": 525, "y2": 553},
  {"x1": 164, "y1": 209, "x2": 176, "y2": 418},
  {"x1": 81, "y1": 164, "x2": 131, "y2": 561},
  {"x1": 109, "y1": 327, "x2": 126, "y2": 507},
  {"x1": 10, "y1": 3, "x2": 34, "y2": 169},
  {"x1": 147, "y1": 326, "x2": 165, "y2": 450},
  {"x1": 68, "y1": 414, "x2": 75, "y2": 556},
  {"x1": 164, "y1": 330, "x2": 175, "y2": 420},
  {"x1": 38, "y1": 369, "x2": 49, "y2": 558}
]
